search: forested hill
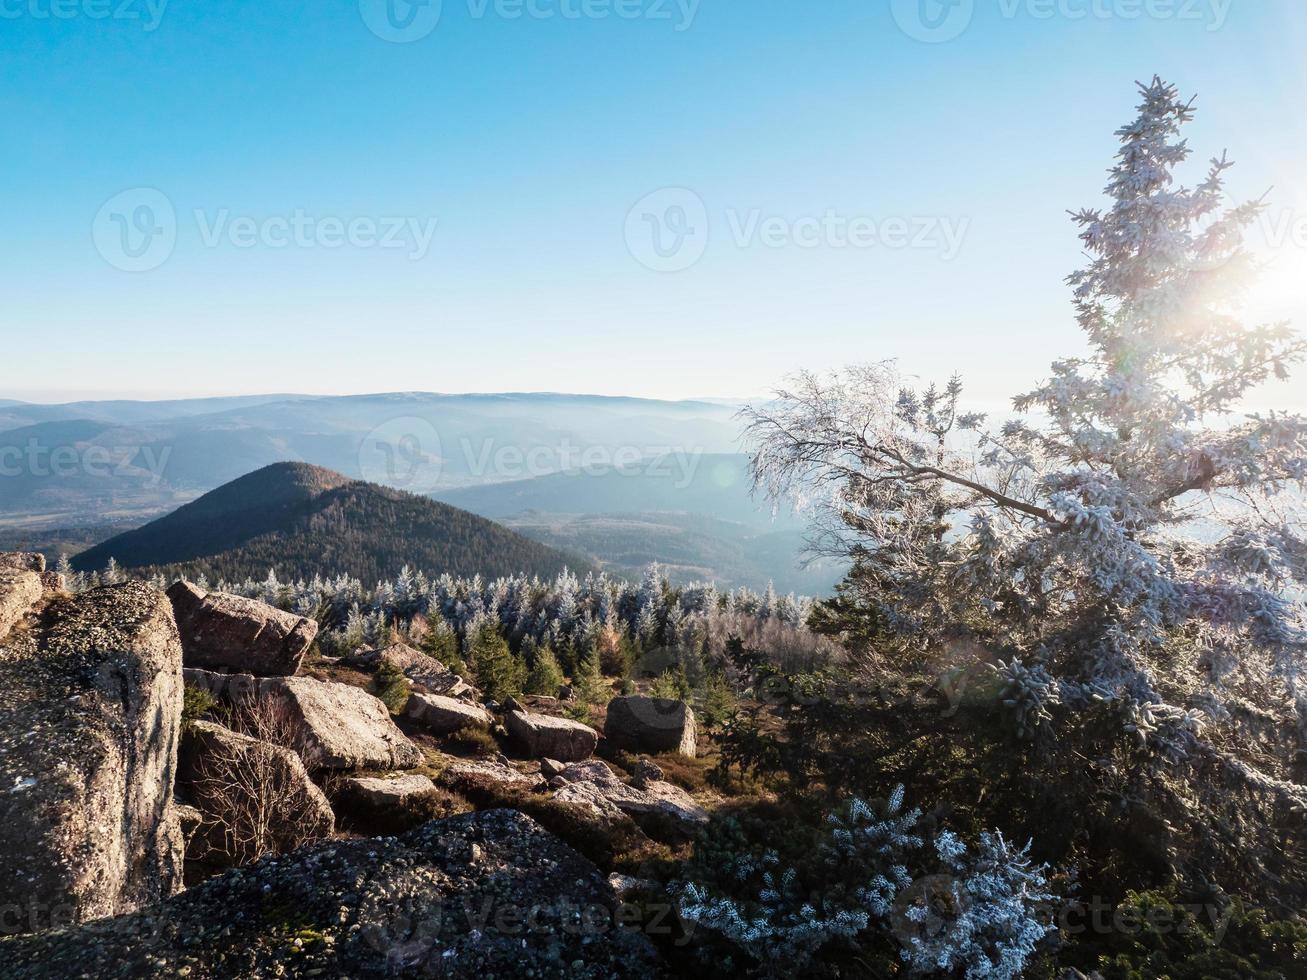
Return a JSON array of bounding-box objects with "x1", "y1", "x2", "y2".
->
[{"x1": 72, "y1": 462, "x2": 589, "y2": 583}]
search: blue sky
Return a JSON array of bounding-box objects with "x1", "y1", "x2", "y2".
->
[{"x1": 3, "y1": 0, "x2": 1305, "y2": 408}]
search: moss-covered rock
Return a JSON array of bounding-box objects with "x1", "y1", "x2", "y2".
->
[
  {"x1": 0, "y1": 582, "x2": 185, "y2": 932},
  {"x1": 0, "y1": 809, "x2": 666, "y2": 978}
]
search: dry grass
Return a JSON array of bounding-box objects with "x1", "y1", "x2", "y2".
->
[{"x1": 300, "y1": 663, "x2": 373, "y2": 689}]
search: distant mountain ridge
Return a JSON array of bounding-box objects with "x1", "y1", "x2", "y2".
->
[
  {"x1": 435, "y1": 455, "x2": 846, "y2": 593},
  {"x1": 0, "y1": 391, "x2": 735, "y2": 431},
  {"x1": 73, "y1": 462, "x2": 589, "y2": 583},
  {"x1": 433, "y1": 454, "x2": 791, "y2": 527},
  {"x1": 0, "y1": 392, "x2": 831, "y2": 591},
  {"x1": 0, "y1": 391, "x2": 743, "y2": 526}
]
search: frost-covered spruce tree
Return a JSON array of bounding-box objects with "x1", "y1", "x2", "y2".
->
[{"x1": 742, "y1": 79, "x2": 1307, "y2": 890}]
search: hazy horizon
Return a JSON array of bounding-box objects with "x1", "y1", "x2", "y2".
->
[{"x1": 0, "y1": 388, "x2": 762, "y2": 406}]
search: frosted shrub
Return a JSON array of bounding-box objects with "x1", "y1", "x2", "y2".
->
[
  {"x1": 676, "y1": 787, "x2": 1054, "y2": 976},
  {"x1": 895, "y1": 831, "x2": 1054, "y2": 979},
  {"x1": 993, "y1": 659, "x2": 1061, "y2": 740}
]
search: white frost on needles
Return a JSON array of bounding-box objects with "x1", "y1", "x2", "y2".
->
[{"x1": 743, "y1": 77, "x2": 1307, "y2": 760}]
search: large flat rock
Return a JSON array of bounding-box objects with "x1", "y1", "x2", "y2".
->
[
  {"x1": 552, "y1": 760, "x2": 709, "y2": 841},
  {"x1": 506, "y1": 709, "x2": 598, "y2": 762},
  {"x1": 333, "y1": 771, "x2": 449, "y2": 836},
  {"x1": 0, "y1": 582, "x2": 184, "y2": 931},
  {"x1": 604, "y1": 696, "x2": 698, "y2": 758},
  {"x1": 403, "y1": 692, "x2": 493, "y2": 734},
  {"x1": 0, "y1": 809, "x2": 664, "y2": 978},
  {"x1": 167, "y1": 581, "x2": 317, "y2": 677},
  {"x1": 343, "y1": 641, "x2": 476, "y2": 698},
  {"x1": 185, "y1": 668, "x2": 422, "y2": 771},
  {"x1": 341, "y1": 772, "x2": 437, "y2": 808},
  {"x1": 437, "y1": 757, "x2": 546, "y2": 794},
  {"x1": 0, "y1": 553, "x2": 64, "y2": 601}
]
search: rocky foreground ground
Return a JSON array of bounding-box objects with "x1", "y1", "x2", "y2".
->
[
  {"x1": 0, "y1": 554, "x2": 704, "y2": 978},
  {"x1": 0, "y1": 809, "x2": 663, "y2": 979}
]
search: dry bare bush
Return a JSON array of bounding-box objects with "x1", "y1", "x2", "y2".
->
[{"x1": 191, "y1": 695, "x2": 333, "y2": 866}]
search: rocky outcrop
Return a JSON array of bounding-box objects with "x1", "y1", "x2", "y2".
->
[
  {"x1": 39, "y1": 571, "x2": 67, "y2": 593},
  {"x1": 264, "y1": 675, "x2": 424, "y2": 770},
  {"x1": 0, "y1": 554, "x2": 67, "y2": 599},
  {"x1": 0, "y1": 582, "x2": 184, "y2": 931},
  {"x1": 343, "y1": 642, "x2": 475, "y2": 698},
  {"x1": 604, "y1": 696, "x2": 698, "y2": 757},
  {"x1": 175, "y1": 802, "x2": 204, "y2": 850},
  {"x1": 0, "y1": 810, "x2": 664, "y2": 978},
  {"x1": 177, "y1": 720, "x2": 334, "y2": 866},
  {"x1": 607, "y1": 872, "x2": 660, "y2": 901},
  {"x1": 403, "y1": 692, "x2": 493, "y2": 734},
  {"x1": 334, "y1": 773, "x2": 445, "y2": 835},
  {"x1": 506, "y1": 709, "x2": 598, "y2": 762},
  {"x1": 0, "y1": 570, "x2": 43, "y2": 642},
  {"x1": 183, "y1": 665, "x2": 262, "y2": 701},
  {"x1": 341, "y1": 772, "x2": 438, "y2": 809},
  {"x1": 0, "y1": 552, "x2": 45, "y2": 573},
  {"x1": 552, "y1": 760, "x2": 709, "y2": 841},
  {"x1": 166, "y1": 580, "x2": 317, "y2": 677},
  {"x1": 540, "y1": 758, "x2": 567, "y2": 780},
  {"x1": 185, "y1": 668, "x2": 423, "y2": 771},
  {"x1": 630, "y1": 756, "x2": 664, "y2": 789},
  {"x1": 438, "y1": 757, "x2": 545, "y2": 794}
]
